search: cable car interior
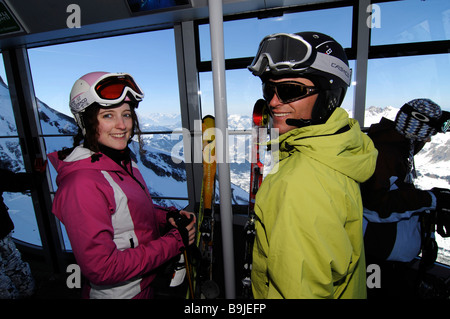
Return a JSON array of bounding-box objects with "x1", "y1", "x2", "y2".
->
[{"x1": 0, "y1": 0, "x2": 449, "y2": 300}]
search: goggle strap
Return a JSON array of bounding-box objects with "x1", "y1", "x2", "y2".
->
[{"x1": 308, "y1": 53, "x2": 351, "y2": 87}]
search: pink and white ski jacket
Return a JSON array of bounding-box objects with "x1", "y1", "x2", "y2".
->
[{"x1": 48, "y1": 146, "x2": 184, "y2": 299}]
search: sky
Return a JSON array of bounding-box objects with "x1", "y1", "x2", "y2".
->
[{"x1": 1, "y1": 0, "x2": 449, "y2": 119}]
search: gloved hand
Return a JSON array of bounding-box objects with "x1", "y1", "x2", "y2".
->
[
  {"x1": 166, "y1": 207, "x2": 180, "y2": 223},
  {"x1": 165, "y1": 207, "x2": 196, "y2": 247},
  {"x1": 431, "y1": 188, "x2": 450, "y2": 237},
  {"x1": 175, "y1": 214, "x2": 195, "y2": 247}
]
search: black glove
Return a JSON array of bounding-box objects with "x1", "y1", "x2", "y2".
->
[
  {"x1": 166, "y1": 207, "x2": 180, "y2": 223},
  {"x1": 174, "y1": 214, "x2": 194, "y2": 247},
  {"x1": 431, "y1": 188, "x2": 450, "y2": 237}
]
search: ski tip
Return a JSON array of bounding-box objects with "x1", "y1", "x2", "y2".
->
[
  {"x1": 254, "y1": 99, "x2": 266, "y2": 107},
  {"x1": 203, "y1": 115, "x2": 215, "y2": 121},
  {"x1": 253, "y1": 99, "x2": 270, "y2": 127},
  {"x1": 202, "y1": 115, "x2": 215, "y2": 129}
]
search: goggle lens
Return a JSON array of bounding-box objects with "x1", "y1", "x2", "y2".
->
[
  {"x1": 261, "y1": 34, "x2": 311, "y2": 65},
  {"x1": 95, "y1": 75, "x2": 143, "y2": 100},
  {"x1": 263, "y1": 81, "x2": 318, "y2": 104},
  {"x1": 249, "y1": 33, "x2": 313, "y2": 76}
]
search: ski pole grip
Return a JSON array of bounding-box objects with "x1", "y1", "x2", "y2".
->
[{"x1": 174, "y1": 214, "x2": 194, "y2": 229}]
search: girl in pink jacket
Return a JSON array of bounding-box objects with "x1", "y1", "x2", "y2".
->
[{"x1": 48, "y1": 72, "x2": 195, "y2": 299}]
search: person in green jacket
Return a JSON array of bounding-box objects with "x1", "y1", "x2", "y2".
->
[{"x1": 247, "y1": 32, "x2": 378, "y2": 299}]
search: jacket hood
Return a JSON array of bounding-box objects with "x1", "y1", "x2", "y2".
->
[
  {"x1": 272, "y1": 107, "x2": 377, "y2": 183},
  {"x1": 367, "y1": 117, "x2": 425, "y2": 155},
  {"x1": 48, "y1": 146, "x2": 124, "y2": 187},
  {"x1": 367, "y1": 117, "x2": 409, "y2": 148}
]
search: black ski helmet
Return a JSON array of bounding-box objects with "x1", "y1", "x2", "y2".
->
[{"x1": 248, "y1": 31, "x2": 351, "y2": 125}]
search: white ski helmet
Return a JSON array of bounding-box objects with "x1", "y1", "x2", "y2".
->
[{"x1": 69, "y1": 71, "x2": 144, "y2": 135}]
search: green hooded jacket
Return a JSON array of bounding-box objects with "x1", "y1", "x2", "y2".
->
[{"x1": 251, "y1": 107, "x2": 378, "y2": 299}]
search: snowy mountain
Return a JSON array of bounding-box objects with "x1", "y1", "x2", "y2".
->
[{"x1": 140, "y1": 112, "x2": 182, "y2": 130}]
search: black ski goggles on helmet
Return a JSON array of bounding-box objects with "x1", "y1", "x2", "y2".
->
[
  {"x1": 262, "y1": 81, "x2": 319, "y2": 104},
  {"x1": 248, "y1": 33, "x2": 351, "y2": 87}
]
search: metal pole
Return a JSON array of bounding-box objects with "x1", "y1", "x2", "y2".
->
[
  {"x1": 353, "y1": 0, "x2": 371, "y2": 127},
  {"x1": 208, "y1": 0, "x2": 236, "y2": 299}
]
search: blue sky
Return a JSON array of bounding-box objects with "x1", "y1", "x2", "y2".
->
[{"x1": 2, "y1": 0, "x2": 450, "y2": 119}]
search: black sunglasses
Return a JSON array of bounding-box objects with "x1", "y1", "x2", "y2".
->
[{"x1": 262, "y1": 81, "x2": 319, "y2": 104}]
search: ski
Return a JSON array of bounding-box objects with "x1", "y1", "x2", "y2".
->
[
  {"x1": 192, "y1": 115, "x2": 219, "y2": 299},
  {"x1": 241, "y1": 99, "x2": 270, "y2": 299}
]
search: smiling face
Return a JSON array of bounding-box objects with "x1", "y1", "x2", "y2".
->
[
  {"x1": 96, "y1": 103, "x2": 133, "y2": 150},
  {"x1": 266, "y1": 77, "x2": 318, "y2": 135}
]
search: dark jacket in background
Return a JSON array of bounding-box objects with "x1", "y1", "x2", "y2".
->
[
  {"x1": 0, "y1": 168, "x2": 33, "y2": 239},
  {"x1": 361, "y1": 117, "x2": 435, "y2": 262}
]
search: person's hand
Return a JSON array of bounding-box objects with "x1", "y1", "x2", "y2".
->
[{"x1": 169, "y1": 210, "x2": 196, "y2": 246}]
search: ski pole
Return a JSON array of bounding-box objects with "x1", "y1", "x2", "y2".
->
[
  {"x1": 184, "y1": 250, "x2": 194, "y2": 299},
  {"x1": 174, "y1": 213, "x2": 196, "y2": 299}
]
